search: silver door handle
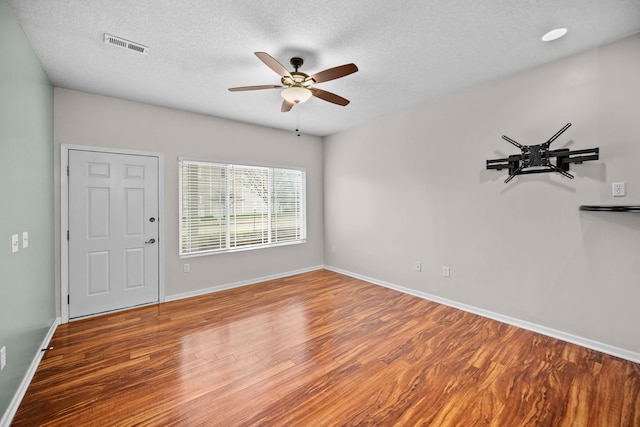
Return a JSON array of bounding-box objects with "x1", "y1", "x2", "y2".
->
[{"x1": 145, "y1": 238, "x2": 156, "y2": 244}]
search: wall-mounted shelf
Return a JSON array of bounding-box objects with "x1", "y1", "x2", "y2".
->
[{"x1": 579, "y1": 205, "x2": 640, "y2": 213}]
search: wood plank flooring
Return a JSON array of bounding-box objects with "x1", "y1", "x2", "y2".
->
[{"x1": 12, "y1": 269, "x2": 640, "y2": 426}]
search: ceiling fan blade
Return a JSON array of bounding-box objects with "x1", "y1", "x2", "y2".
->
[
  {"x1": 228, "y1": 85, "x2": 281, "y2": 92},
  {"x1": 281, "y1": 100, "x2": 294, "y2": 112},
  {"x1": 255, "y1": 52, "x2": 292, "y2": 79},
  {"x1": 311, "y1": 88, "x2": 350, "y2": 106},
  {"x1": 308, "y1": 63, "x2": 358, "y2": 84}
]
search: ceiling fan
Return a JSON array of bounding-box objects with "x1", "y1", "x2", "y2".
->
[{"x1": 228, "y1": 52, "x2": 358, "y2": 112}]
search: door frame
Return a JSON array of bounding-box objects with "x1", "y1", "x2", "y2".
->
[{"x1": 61, "y1": 144, "x2": 165, "y2": 323}]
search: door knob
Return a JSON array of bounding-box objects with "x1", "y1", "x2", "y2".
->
[
  {"x1": 149, "y1": 217, "x2": 156, "y2": 222},
  {"x1": 145, "y1": 238, "x2": 156, "y2": 244}
]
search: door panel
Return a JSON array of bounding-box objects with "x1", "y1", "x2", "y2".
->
[
  {"x1": 125, "y1": 188, "x2": 145, "y2": 235},
  {"x1": 69, "y1": 150, "x2": 159, "y2": 318},
  {"x1": 125, "y1": 248, "x2": 144, "y2": 289},
  {"x1": 89, "y1": 187, "x2": 110, "y2": 237},
  {"x1": 88, "y1": 251, "x2": 110, "y2": 294}
]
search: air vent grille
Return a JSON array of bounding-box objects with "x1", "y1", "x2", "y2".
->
[{"x1": 104, "y1": 34, "x2": 148, "y2": 55}]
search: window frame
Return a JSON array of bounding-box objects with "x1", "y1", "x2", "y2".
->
[{"x1": 178, "y1": 158, "x2": 307, "y2": 257}]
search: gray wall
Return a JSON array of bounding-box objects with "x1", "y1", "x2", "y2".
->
[
  {"x1": 0, "y1": 0, "x2": 55, "y2": 420},
  {"x1": 54, "y1": 89, "x2": 325, "y2": 305},
  {"x1": 324, "y1": 34, "x2": 640, "y2": 355}
]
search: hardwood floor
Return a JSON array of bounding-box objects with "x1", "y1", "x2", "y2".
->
[{"x1": 12, "y1": 269, "x2": 640, "y2": 426}]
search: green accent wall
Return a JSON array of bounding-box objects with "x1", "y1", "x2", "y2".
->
[{"x1": 0, "y1": 0, "x2": 55, "y2": 422}]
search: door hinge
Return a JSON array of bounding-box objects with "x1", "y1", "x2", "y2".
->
[
  {"x1": 67, "y1": 230, "x2": 69, "y2": 241},
  {"x1": 67, "y1": 295, "x2": 70, "y2": 305},
  {"x1": 67, "y1": 165, "x2": 69, "y2": 176}
]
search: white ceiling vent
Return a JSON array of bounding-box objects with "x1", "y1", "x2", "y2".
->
[{"x1": 104, "y1": 34, "x2": 148, "y2": 55}]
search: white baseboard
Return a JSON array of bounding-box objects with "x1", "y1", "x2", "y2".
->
[
  {"x1": 165, "y1": 265, "x2": 324, "y2": 302},
  {"x1": 1, "y1": 317, "x2": 60, "y2": 427},
  {"x1": 324, "y1": 265, "x2": 640, "y2": 364}
]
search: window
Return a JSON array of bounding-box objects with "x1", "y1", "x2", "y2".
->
[{"x1": 179, "y1": 159, "x2": 306, "y2": 256}]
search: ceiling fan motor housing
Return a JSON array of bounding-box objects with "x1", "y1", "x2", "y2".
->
[{"x1": 282, "y1": 72, "x2": 313, "y2": 88}]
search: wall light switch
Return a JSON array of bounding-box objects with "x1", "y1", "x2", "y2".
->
[
  {"x1": 11, "y1": 234, "x2": 19, "y2": 253},
  {"x1": 22, "y1": 231, "x2": 29, "y2": 248}
]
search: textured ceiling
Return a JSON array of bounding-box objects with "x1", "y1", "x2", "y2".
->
[{"x1": 7, "y1": 0, "x2": 640, "y2": 136}]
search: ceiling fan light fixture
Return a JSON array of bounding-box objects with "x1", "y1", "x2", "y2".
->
[
  {"x1": 281, "y1": 86, "x2": 312, "y2": 104},
  {"x1": 541, "y1": 28, "x2": 568, "y2": 42}
]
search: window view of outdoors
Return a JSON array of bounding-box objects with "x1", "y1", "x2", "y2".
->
[{"x1": 180, "y1": 161, "x2": 306, "y2": 255}]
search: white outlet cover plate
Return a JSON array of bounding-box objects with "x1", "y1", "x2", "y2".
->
[
  {"x1": 1, "y1": 346, "x2": 6, "y2": 370},
  {"x1": 613, "y1": 182, "x2": 626, "y2": 197},
  {"x1": 11, "y1": 234, "x2": 19, "y2": 253}
]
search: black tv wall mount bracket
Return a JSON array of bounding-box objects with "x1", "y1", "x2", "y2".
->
[{"x1": 486, "y1": 123, "x2": 599, "y2": 183}]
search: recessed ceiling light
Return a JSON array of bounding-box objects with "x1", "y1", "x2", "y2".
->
[{"x1": 542, "y1": 28, "x2": 568, "y2": 42}]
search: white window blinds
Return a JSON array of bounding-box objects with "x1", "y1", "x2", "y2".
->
[{"x1": 179, "y1": 160, "x2": 306, "y2": 256}]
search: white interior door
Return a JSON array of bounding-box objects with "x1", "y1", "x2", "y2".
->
[{"x1": 68, "y1": 149, "x2": 159, "y2": 318}]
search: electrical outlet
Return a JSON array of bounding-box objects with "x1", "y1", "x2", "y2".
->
[
  {"x1": 1, "y1": 346, "x2": 6, "y2": 371},
  {"x1": 613, "y1": 182, "x2": 626, "y2": 197},
  {"x1": 11, "y1": 234, "x2": 19, "y2": 253},
  {"x1": 415, "y1": 262, "x2": 422, "y2": 272},
  {"x1": 442, "y1": 266, "x2": 450, "y2": 277},
  {"x1": 183, "y1": 264, "x2": 190, "y2": 273}
]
